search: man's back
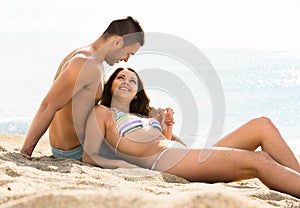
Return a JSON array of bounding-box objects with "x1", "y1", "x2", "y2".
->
[{"x1": 49, "y1": 48, "x2": 103, "y2": 150}]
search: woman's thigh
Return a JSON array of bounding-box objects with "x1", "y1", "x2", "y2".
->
[{"x1": 154, "y1": 147, "x2": 261, "y2": 182}]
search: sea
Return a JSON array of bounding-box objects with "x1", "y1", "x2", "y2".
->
[{"x1": 0, "y1": 48, "x2": 299, "y2": 154}]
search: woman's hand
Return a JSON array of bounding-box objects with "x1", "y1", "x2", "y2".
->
[
  {"x1": 164, "y1": 108, "x2": 175, "y2": 126},
  {"x1": 161, "y1": 108, "x2": 175, "y2": 139},
  {"x1": 149, "y1": 108, "x2": 164, "y2": 123},
  {"x1": 149, "y1": 107, "x2": 175, "y2": 139}
]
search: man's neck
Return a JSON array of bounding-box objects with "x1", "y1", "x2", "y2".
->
[{"x1": 90, "y1": 36, "x2": 109, "y2": 63}]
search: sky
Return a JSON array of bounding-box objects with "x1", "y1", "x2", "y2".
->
[{"x1": 1, "y1": 0, "x2": 300, "y2": 50}]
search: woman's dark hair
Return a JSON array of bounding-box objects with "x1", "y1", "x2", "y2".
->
[
  {"x1": 103, "y1": 16, "x2": 144, "y2": 47},
  {"x1": 101, "y1": 67, "x2": 152, "y2": 116}
]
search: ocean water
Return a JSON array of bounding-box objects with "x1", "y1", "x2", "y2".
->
[
  {"x1": 0, "y1": 49, "x2": 299, "y2": 154},
  {"x1": 205, "y1": 49, "x2": 300, "y2": 154}
]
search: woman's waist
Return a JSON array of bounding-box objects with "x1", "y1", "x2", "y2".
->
[{"x1": 117, "y1": 135, "x2": 167, "y2": 157}]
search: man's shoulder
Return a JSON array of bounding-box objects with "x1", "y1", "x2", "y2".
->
[
  {"x1": 69, "y1": 52, "x2": 94, "y2": 65},
  {"x1": 66, "y1": 52, "x2": 101, "y2": 76},
  {"x1": 55, "y1": 48, "x2": 102, "y2": 84},
  {"x1": 63, "y1": 47, "x2": 93, "y2": 64}
]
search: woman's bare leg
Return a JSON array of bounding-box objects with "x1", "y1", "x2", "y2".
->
[
  {"x1": 154, "y1": 147, "x2": 300, "y2": 197},
  {"x1": 216, "y1": 117, "x2": 300, "y2": 172}
]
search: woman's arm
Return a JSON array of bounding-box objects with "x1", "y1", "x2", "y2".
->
[
  {"x1": 170, "y1": 133, "x2": 187, "y2": 146},
  {"x1": 149, "y1": 108, "x2": 172, "y2": 139},
  {"x1": 149, "y1": 107, "x2": 187, "y2": 145},
  {"x1": 157, "y1": 108, "x2": 187, "y2": 145},
  {"x1": 82, "y1": 105, "x2": 138, "y2": 169}
]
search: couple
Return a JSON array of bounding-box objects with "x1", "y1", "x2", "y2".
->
[
  {"x1": 21, "y1": 17, "x2": 300, "y2": 197},
  {"x1": 21, "y1": 16, "x2": 144, "y2": 159}
]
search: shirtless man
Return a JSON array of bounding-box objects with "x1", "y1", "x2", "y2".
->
[{"x1": 21, "y1": 16, "x2": 144, "y2": 162}]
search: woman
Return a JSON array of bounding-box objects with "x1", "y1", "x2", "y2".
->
[{"x1": 83, "y1": 67, "x2": 300, "y2": 197}]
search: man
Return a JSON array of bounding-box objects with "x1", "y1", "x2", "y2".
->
[{"x1": 21, "y1": 16, "x2": 144, "y2": 159}]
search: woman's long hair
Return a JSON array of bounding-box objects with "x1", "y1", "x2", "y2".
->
[{"x1": 101, "y1": 67, "x2": 152, "y2": 116}]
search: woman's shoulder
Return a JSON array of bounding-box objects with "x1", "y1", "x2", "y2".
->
[{"x1": 95, "y1": 104, "x2": 112, "y2": 115}]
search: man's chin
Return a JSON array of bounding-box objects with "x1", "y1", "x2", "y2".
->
[
  {"x1": 109, "y1": 61, "x2": 119, "y2": 66},
  {"x1": 106, "y1": 61, "x2": 114, "y2": 66}
]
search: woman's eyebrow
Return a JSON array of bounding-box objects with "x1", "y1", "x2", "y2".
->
[{"x1": 129, "y1": 76, "x2": 137, "y2": 80}]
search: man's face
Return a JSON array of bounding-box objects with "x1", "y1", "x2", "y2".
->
[{"x1": 106, "y1": 42, "x2": 141, "y2": 66}]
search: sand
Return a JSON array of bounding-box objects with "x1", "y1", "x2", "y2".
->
[{"x1": 0, "y1": 133, "x2": 299, "y2": 208}]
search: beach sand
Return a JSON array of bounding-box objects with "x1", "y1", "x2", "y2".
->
[{"x1": 0, "y1": 133, "x2": 299, "y2": 208}]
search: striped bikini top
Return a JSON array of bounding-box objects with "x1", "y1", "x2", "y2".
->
[{"x1": 113, "y1": 108, "x2": 162, "y2": 137}]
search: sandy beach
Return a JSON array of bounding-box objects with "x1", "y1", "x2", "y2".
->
[{"x1": 0, "y1": 133, "x2": 299, "y2": 208}]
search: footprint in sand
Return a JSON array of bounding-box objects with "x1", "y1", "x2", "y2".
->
[
  {"x1": 0, "y1": 146, "x2": 7, "y2": 152},
  {"x1": 4, "y1": 167, "x2": 21, "y2": 177}
]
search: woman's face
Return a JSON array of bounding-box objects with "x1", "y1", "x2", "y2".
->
[{"x1": 111, "y1": 69, "x2": 138, "y2": 101}]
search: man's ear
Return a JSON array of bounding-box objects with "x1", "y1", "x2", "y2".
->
[{"x1": 113, "y1": 36, "x2": 124, "y2": 49}]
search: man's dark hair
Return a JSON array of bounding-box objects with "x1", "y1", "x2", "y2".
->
[{"x1": 103, "y1": 16, "x2": 144, "y2": 46}]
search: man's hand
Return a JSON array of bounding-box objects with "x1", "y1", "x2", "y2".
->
[{"x1": 20, "y1": 151, "x2": 32, "y2": 160}]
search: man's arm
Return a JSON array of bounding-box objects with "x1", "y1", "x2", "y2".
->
[{"x1": 21, "y1": 56, "x2": 99, "y2": 157}]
